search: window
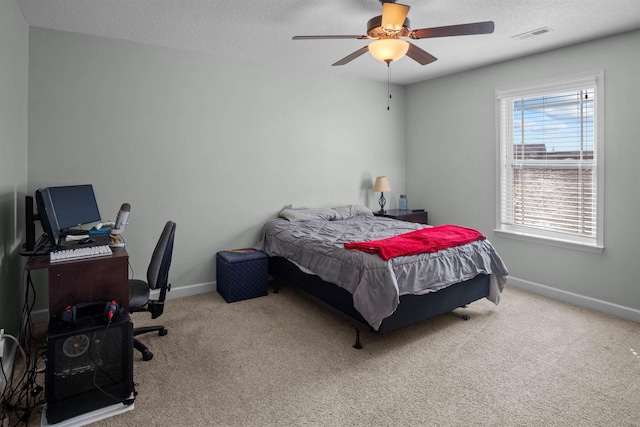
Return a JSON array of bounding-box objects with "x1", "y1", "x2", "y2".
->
[{"x1": 495, "y1": 71, "x2": 604, "y2": 252}]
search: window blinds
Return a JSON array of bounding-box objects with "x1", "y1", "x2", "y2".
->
[{"x1": 497, "y1": 74, "x2": 600, "y2": 245}]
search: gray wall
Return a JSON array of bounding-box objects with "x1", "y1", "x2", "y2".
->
[
  {"x1": 406, "y1": 30, "x2": 640, "y2": 317},
  {"x1": 26, "y1": 28, "x2": 408, "y2": 312},
  {"x1": 0, "y1": 0, "x2": 29, "y2": 335},
  {"x1": 3, "y1": 4, "x2": 638, "y2": 325}
]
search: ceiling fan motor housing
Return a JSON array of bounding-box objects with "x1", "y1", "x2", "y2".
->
[{"x1": 367, "y1": 15, "x2": 411, "y2": 38}]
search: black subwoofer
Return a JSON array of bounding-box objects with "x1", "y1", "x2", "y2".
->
[{"x1": 45, "y1": 311, "x2": 134, "y2": 424}]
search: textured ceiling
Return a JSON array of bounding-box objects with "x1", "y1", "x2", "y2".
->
[{"x1": 15, "y1": 0, "x2": 640, "y2": 85}]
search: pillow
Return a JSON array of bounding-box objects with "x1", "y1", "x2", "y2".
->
[
  {"x1": 332, "y1": 204, "x2": 373, "y2": 220},
  {"x1": 279, "y1": 207, "x2": 338, "y2": 222}
]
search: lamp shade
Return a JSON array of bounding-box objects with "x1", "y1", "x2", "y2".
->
[
  {"x1": 373, "y1": 176, "x2": 392, "y2": 192},
  {"x1": 368, "y1": 39, "x2": 409, "y2": 63}
]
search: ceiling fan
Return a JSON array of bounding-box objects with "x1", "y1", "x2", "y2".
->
[{"x1": 292, "y1": 0, "x2": 495, "y2": 67}]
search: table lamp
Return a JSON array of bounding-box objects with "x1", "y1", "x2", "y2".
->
[{"x1": 373, "y1": 176, "x2": 391, "y2": 214}]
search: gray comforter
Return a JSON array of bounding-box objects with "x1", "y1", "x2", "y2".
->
[{"x1": 256, "y1": 213, "x2": 508, "y2": 330}]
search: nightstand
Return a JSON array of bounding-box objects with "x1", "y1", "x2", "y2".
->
[{"x1": 374, "y1": 209, "x2": 428, "y2": 225}]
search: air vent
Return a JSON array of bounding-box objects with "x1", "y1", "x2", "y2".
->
[{"x1": 512, "y1": 27, "x2": 553, "y2": 40}]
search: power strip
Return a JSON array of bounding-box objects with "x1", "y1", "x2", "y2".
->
[
  {"x1": 0, "y1": 328, "x2": 5, "y2": 358},
  {"x1": 0, "y1": 328, "x2": 7, "y2": 396},
  {"x1": 0, "y1": 329, "x2": 13, "y2": 397}
]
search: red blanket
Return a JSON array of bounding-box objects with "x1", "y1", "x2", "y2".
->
[{"x1": 344, "y1": 224, "x2": 485, "y2": 260}]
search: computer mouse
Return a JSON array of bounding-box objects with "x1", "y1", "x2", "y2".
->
[{"x1": 79, "y1": 237, "x2": 95, "y2": 244}]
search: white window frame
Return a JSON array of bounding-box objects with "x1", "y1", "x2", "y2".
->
[{"x1": 494, "y1": 71, "x2": 604, "y2": 253}]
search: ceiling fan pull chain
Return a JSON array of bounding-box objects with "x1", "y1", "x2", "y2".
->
[{"x1": 387, "y1": 60, "x2": 391, "y2": 110}]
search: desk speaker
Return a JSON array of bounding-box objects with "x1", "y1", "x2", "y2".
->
[{"x1": 45, "y1": 311, "x2": 134, "y2": 424}]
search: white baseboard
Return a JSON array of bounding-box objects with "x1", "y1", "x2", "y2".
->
[
  {"x1": 31, "y1": 309, "x2": 49, "y2": 326},
  {"x1": 508, "y1": 276, "x2": 640, "y2": 323},
  {"x1": 150, "y1": 281, "x2": 216, "y2": 300},
  {"x1": 31, "y1": 281, "x2": 217, "y2": 325}
]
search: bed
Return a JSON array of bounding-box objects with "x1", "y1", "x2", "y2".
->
[{"x1": 256, "y1": 204, "x2": 508, "y2": 345}]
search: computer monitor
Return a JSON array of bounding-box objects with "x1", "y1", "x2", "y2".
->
[
  {"x1": 48, "y1": 185, "x2": 101, "y2": 233},
  {"x1": 35, "y1": 188, "x2": 61, "y2": 248},
  {"x1": 35, "y1": 185, "x2": 102, "y2": 248}
]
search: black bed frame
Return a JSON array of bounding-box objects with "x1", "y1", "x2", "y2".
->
[{"x1": 268, "y1": 256, "x2": 491, "y2": 348}]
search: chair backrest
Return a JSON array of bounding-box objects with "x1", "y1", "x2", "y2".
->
[{"x1": 146, "y1": 221, "x2": 176, "y2": 295}]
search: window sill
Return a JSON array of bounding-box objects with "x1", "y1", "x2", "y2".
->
[{"x1": 493, "y1": 229, "x2": 604, "y2": 254}]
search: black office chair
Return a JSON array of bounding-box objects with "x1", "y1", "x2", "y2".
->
[{"x1": 128, "y1": 220, "x2": 176, "y2": 361}]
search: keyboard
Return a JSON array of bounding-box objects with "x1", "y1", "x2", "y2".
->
[{"x1": 50, "y1": 245, "x2": 113, "y2": 263}]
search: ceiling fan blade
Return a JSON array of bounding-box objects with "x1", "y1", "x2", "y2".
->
[
  {"x1": 332, "y1": 46, "x2": 370, "y2": 66},
  {"x1": 381, "y1": 3, "x2": 410, "y2": 30},
  {"x1": 407, "y1": 43, "x2": 438, "y2": 65},
  {"x1": 405, "y1": 43, "x2": 437, "y2": 65},
  {"x1": 410, "y1": 21, "x2": 495, "y2": 39},
  {"x1": 293, "y1": 35, "x2": 367, "y2": 40}
]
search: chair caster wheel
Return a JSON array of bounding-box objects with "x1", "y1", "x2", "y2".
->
[
  {"x1": 142, "y1": 350, "x2": 154, "y2": 361},
  {"x1": 159, "y1": 328, "x2": 168, "y2": 336}
]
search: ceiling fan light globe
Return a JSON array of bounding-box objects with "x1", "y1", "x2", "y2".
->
[{"x1": 369, "y1": 39, "x2": 409, "y2": 63}]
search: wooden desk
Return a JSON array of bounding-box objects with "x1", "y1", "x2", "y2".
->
[{"x1": 25, "y1": 247, "x2": 129, "y2": 321}]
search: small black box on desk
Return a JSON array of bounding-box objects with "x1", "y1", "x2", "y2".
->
[{"x1": 216, "y1": 249, "x2": 268, "y2": 303}]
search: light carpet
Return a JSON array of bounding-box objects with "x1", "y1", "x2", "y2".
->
[{"x1": 26, "y1": 284, "x2": 640, "y2": 426}]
